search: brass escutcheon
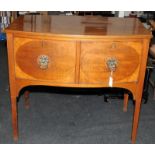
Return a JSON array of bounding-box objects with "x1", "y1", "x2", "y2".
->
[{"x1": 111, "y1": 43, "x2": 116, "y2": 49}]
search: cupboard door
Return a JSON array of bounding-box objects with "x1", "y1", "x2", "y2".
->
[
  {"x1": 15, "y1": 38, "x2": 76, "y2": 83},
  {"x1": 79, "y1": 41, "x2": 141, "y2": 84}
]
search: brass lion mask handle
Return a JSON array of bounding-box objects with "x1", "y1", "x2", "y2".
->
[
  {"x1": 106, "y1": 57, "x2": 118, "y2": 87},
  {"x1": 37, "y1": 55, "x2": 49, "y2": 70},
  {"x1": 106, "y1": 58, "x2": 118, "y2": 72}
]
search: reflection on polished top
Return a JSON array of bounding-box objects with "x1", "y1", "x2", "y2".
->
[{"x1": 6, "y1": 15, "x2": 151, "y2": 37}]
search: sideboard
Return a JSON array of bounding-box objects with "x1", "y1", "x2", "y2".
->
[{"x1": 5, "y1": 15, "x2": 152, "y2": 143}]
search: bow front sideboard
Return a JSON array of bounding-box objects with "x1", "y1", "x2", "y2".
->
[{"x1": 5, "y1": 15, "x2": 152, "y2": 143}]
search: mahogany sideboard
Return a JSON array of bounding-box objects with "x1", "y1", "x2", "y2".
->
[{"x1": 5, "y1": 15, "x2": 152, "y2": 143}]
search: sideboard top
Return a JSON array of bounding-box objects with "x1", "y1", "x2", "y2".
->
[{"x1": 6, "y1": 15, "x2": 152, "y2": 38}]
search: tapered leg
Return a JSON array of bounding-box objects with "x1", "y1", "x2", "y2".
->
[
  {"x1": 131, "y1": 99, "x2": 141, "y2": 143},
  {"x1": 24, "y1": 91, "x2": 30, "y2": 109},
  {"x1": 11, "y1": 96, "x2": 18, "y2": 141},
  {"x1": 123, "y1": 93, "x2": 129, "y2": 112}
]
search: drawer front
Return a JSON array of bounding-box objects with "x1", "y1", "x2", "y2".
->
[
  {"x1": 80, "y1": 41, "x2": 141, "y2": 84},
  {"x1": 14, "y1": 38, "x2": 76, "y2": 83}
]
